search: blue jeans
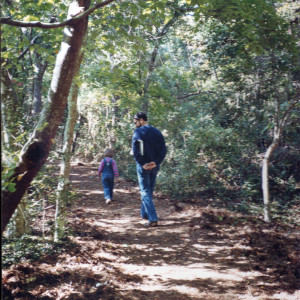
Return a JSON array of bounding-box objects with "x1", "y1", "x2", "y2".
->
[
  {"x1": 136, "y1": 164, "x2": 159, "y2": 222},
  {"x1": 102, "y1": 175, "x2": 114, "y2": 200}
]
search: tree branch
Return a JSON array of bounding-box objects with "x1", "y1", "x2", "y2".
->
[
  {"x1": 0, "y1": 0, "x2": 115, "y2": 28},
  {"x1": 18, "y1": 34, "x2": 41, "y2": 60},
  {"x1": 177, "y1": 90, "x2": 213, "y2": 100},
  {"x1": 159, "y1": 11, "x2": 181, "y2": 37}
]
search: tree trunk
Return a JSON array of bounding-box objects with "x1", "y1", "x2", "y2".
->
[
  {"x1": 54, "y1": 53, "x2": 83, "y2": 241},
  {"x1": 110, "y1": 94, "x2": 119, "y2": 148},
  {"x1": 33, "y1": 52, "x2": 48, "y2": 115},
  {"x1": 1, "y1": 67, "x2": 20, "y2": 148},
  {"x1": 1, "y1": 96, "x2": 10, "y2": 148},
  {"x1": 1, "y1": 0, "x2": 91, "y2": 234},
  {"x1": 261, "y1": 89, "x2": 299, "y2": 223},
  {"x1": 141, "y1": 43, "x2": 159, "y2": 113},
  {"x1": 262, "y1": 128, "x2": 280, "y2": 222},
  {"x1": 13, "y1": 192, "x2": 31, "y2": 237},
  {"x1": 72, "y1": 114, "x2": 85, "y2": 154}
]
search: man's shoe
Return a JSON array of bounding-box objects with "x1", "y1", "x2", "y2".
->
[
  {"x1": 106, "y1": 199, "x2": 111, "y2": 204},
  {"x1": 146, "y1": 221, "x2": 158, "y2": 227}
]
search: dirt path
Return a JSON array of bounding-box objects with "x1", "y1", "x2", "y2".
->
[{"x1": 2, "y1": 163, "x2": 300, "y2": 299}]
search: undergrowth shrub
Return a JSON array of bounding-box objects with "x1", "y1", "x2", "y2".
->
[{"x1": 2, "y1": 235, "x2": 75, "y2": 269}]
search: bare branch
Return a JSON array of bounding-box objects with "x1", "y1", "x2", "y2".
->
[
  {"x1": 177, "y1": 91, "x2": 202, "y2": 100},
  {"x1": 177, "y1": 90, "x2": 214, "y2": 100},
  {"x1": 0, "y1": 0, "x2": 115, "y2": 28}
]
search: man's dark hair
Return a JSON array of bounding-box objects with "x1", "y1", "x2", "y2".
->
[{"x1": 134, "y1": 112, "x2": 147, "y2": 121}]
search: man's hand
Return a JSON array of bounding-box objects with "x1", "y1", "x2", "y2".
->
[{"x1": 143, "y1": 162, "x2": 156, "y2": 170}]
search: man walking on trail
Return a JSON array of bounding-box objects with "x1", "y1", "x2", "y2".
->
[{"x1": 132, "y1": 112, "x2": 167, "y2": 227}]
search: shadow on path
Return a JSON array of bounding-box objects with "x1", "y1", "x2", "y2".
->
[{"x1": 2, "y1": 163, "x2": 300, "y2": 300}]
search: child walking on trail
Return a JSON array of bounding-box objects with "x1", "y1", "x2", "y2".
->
[{"x1": 98, "y1": 148, "x2": 119, "y2": 204}]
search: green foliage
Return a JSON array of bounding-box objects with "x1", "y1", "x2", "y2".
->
[
  {"x1": 1, "y1": 0, "x2": 65, "y2": 63},
  {"x1": 1, "y1": 151, "x2": 19, "y2": 193},
  {"x1": 191, "y1": 0, "x2": 297, "y2": 54},
  {"x1": 30, "y1": 163, "x2": 59, "y2": 203},
  {"x1": 1, "y1": 0, "x2": 68, "y2": 22},
  {"x1": 1, "y1": 168, "x2": 17, "y2": 193},
  {"x1": 2, "y1": 235, "x2": 74, "y2": 269},
  {"x1": 4, "y1": 160, "x2": 59, "y2": 237}
]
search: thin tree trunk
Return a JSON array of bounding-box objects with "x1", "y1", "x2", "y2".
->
[
  {"x1": 106, "y1": 54, "x2": 118, "y2": 148},
  {"x1": 33, "y1": 53, "x2": 48, "y2": 115},
  {"x1": 1, "y1": 99, "x2": 10, "y2": 147},
  {"x1": 1, "y1": 67, "x2": 20, "y2": 148},
  {"x1": 261, "y1": 91, "x2": 299, "y2": 222},
  {"x1": 1, "y1": 0, "x2": 91, "y2": 234},
  {"x1": 141, "y1": 43, "x2": 159, "y2": 113},
  {"x1": 141, "y1": 11, "x2": 181, "y2": 113},
  {"x1": 54, "y1": 53, "x2": 83, "y2": 241},
  {"x1": 110, "y1": 94, "x2": 119, "y2": 148},
  {"x1": 14, "y1": 192, "x2": 31, "y2": 237},
  {"x1": 72, "y1": 115, "x2": 85, "y2": 154},
  {"x1": 262, "y1": 130, "x2": 279, "y2": 222}
]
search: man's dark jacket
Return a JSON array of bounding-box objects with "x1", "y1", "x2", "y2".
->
[{"x1": 132, "y1": 125, "x2": 166, "y2": 166}]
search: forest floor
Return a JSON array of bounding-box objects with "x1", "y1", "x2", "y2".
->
[{"x1": 2, "y1": 162, "x2": 300, "y2": 300}]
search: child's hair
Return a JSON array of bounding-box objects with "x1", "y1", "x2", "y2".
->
[{"x1": 104, "y1": 148, "x2": 114, "y2": 158}]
